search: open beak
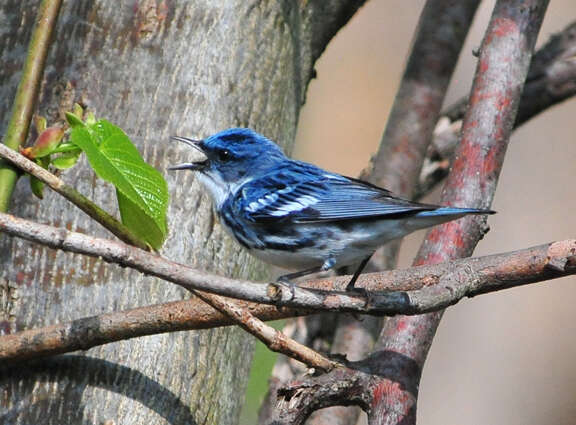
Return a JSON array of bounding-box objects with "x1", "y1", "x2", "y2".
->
[{"x1": 168, "y1": 136, "x2": 208, "y2": 171}]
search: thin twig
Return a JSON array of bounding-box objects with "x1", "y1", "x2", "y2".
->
[
  {"x1": 2, "y1": 211, "x2": 574, "y2": 314},
  {"x1": 287, "y1": 3, "x2": 483, "y2": 423},
  {"x1": 0, "y1": 0, "x2": 63, "y2": 212},
  {"x1": 193, "y1": 291, "x2": 337, "y2": 372},
  {"x1": 1, "y1": 211, "x2": 575, "y2": 363},
  {"x1": 0, "y1": 298, "x2": 311, "y2": 364},
  {"x1": 0, "y1": 143, "x2": 149, "y2": 250},
  {"x1": 416, "y1": 20, "x2": 576, "y2": 200},
  {"x1": 364, "y1": 0, "x2": 481, "y2": 196},
  {"x1": 369, "y1": 1, "x2": 550, "y2": 424}
]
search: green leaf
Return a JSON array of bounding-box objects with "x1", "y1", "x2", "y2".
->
[
  {"x1": 52, "y1": 148, "x2": 82, "y2": 170},
  {"x1": 69, "y1": 120, "x2": 169, "y2": 249},
  {"x1": 30, "y1": 176, "x2": 45, "y2": 199},
  {"x1": 65, "y1": 112, "x2": 85, "y2": 129},
  {"x1": 50, "y1": 142, "x2": 83, "y2": 154},
  {"x1": 30, "y1": 157, "x2": 50, "y2": 199},
  {"x1": 116, "y1": 190, "x2": 160, "y2": 251}
]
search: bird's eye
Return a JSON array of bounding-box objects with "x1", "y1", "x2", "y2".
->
[{"x1": 218, "y1": 149, "x2": 231, "y2": 162}]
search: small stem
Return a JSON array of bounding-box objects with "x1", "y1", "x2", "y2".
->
[
  {"x1": 0, "y1": 144, "x2": 149, "y2": 250},
  {"x1": 194, "y1": 291, "x2": 337, "y2": 372},
  {"x1": 0, "y1": 0, "x2": 63, "y2": 212},
  {"x1": 1, "y1": 210, "x2": 574, "y2": 317},
  {"x1": 370, "y1": 1, "x2": 550, "y2": 423},
  {"x1": 0, "y1": 222, "x2": 573, "y2": 363},
  {"x1": 366, "y1": 0, "x2": 481, "y2": 196},
  {"x1": 416, "y1": 20, "x2": 576, "y2": 199}
]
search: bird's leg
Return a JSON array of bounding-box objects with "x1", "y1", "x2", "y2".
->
[
  {"x1": 276, "y1": 266, "x2": 323, "y2": 300},
  {"x1": 345, "y1": 254, "x2": 373, "y2": 292},
  {"x1": 276, "y1": 258, "x2": 336, "y2": 299},
  {"x1": 277, "y1": 266, "x2": 323, "y2": 283}
]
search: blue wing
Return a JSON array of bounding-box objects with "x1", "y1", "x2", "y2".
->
[{"x1": 236, "y1": 162, "x2": 437, "y2": 224}]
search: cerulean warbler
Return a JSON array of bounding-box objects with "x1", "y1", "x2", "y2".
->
[{"x1": 169, "y1": 128, "x2": 494, "y2": 291}]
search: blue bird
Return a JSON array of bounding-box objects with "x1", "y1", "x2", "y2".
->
[{"x1": 169, "y1": 128, "x2": 494, "y2": 291}]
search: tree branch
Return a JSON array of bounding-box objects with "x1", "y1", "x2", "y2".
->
[
  {"x1": 364, "y1": 0, "x2": 481, "y2": 195},
  {"x1": 2, "y1": 211, "x2": 574, "y2": 318},
  {"x1": 0, "y1": 142, "x2": 149, "y2": 250},
  {"x1": 0, "y1": 298, "x2": 311, "y2": 365},
  {"x1": 305, "y1": 0, "x2": 368, "y2": 64},
  {"x1": 192, "y1": 290, "x2": 338, "y2": 373},
  {"x1": 273, "y1": 350, "x2": 418, "y2": 424},
  {"x1": 417, "y1": 19, "x2": 576, "y2": 199},
  {"x1": 285, "y1": 3, "x2": 482, "y2": 423},
  {"x1": 1, "y1": 207, "x2": 574, "y2": 363},
  {"x1": 0, "y1": 0, "x2": 63, "y2": 212},
  {"x1": 368, "y1": 1, "x2": 549, "y2": 423}
]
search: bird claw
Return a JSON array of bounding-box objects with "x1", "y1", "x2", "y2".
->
[
  {"x1": 345, "y1": 284, "x2": 369, "y2": 298},
  {"x1": 274, "y1": 277, "x2": 297, "y2": 301}
]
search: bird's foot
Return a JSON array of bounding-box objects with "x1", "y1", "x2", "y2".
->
[
  {"x1": 345, "y1": 275, "x2": 369, "y2": 297},
  {"x1": 274, "y1": 276, "x2": 298, "y2": 301},
  {"x1": 346, "y1": 285, "x2": 369, "y2": 298}
]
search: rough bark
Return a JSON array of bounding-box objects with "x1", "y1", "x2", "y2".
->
[
  {"x1": 370, "y1": 1, "x2": 549, "y2": 423},
  {"x1": 366, "y1": 0, "x2": 481, "y2": 195},
  {"x1": 417, "y1": 20, "x2": 576, "y2": 199},
  {"x1": 261, "y1": 2, "x2": 482, "y2": 423},
  {"x1": 307, "y1": 1, "x2": 482, "y2": 423},
  {"x1": 0, "y1": 1, "x2": 365, "y2": 423},
  {"x1": 259, "y1": 0, "x2": 550, "y2": 422},
  {"x1": 1, "y1": 231, "x2": 575, "y2": 366}
]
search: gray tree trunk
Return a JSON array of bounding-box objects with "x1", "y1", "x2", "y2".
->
[{"x1": 0, "y1": 1, "x2": 363, "y2": 424}]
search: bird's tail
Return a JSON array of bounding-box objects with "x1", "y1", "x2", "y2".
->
[{"x1": 418, "y1": 207, "x2": 496, "y2": 217}]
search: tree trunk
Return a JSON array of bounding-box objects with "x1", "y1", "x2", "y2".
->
[{"x1": 0, "y1": 1, "x2": 364, "y2": 423}]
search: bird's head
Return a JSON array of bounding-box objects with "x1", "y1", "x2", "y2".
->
[{"x1": 169, "y1": 128, "x2": 287, "y2": 206}]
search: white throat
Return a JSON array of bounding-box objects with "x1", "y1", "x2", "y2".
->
[{"x1": 195, "y1": 172, "x2": 250, "y2": 209}]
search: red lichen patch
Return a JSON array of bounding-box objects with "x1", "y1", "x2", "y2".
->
[
  {"x1": 414, "y1": 251, "x2": 446, "y2": 268},
  {"x1": 415, "y1": 221, "x2": 468, "y2": 266},
  {"x1": 496, "y1": 94, "x2": 512, "y2": 112},
  {"x1": 482, "y1": 143, "x2": 504, "y2": 178},
  {"x1": 371, "y1": 380, "x2": 414, "y2": 414},
  {"x1": 491, "y1": 17, "x2": 518, "y2": 40},
  {"x1": 395, "y1": 319, "x2": 408, "y2": 333}
]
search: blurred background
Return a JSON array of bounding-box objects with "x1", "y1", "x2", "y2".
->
[{"x1": 242, "y1": 1, "x2": 576, "y2": 423}]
